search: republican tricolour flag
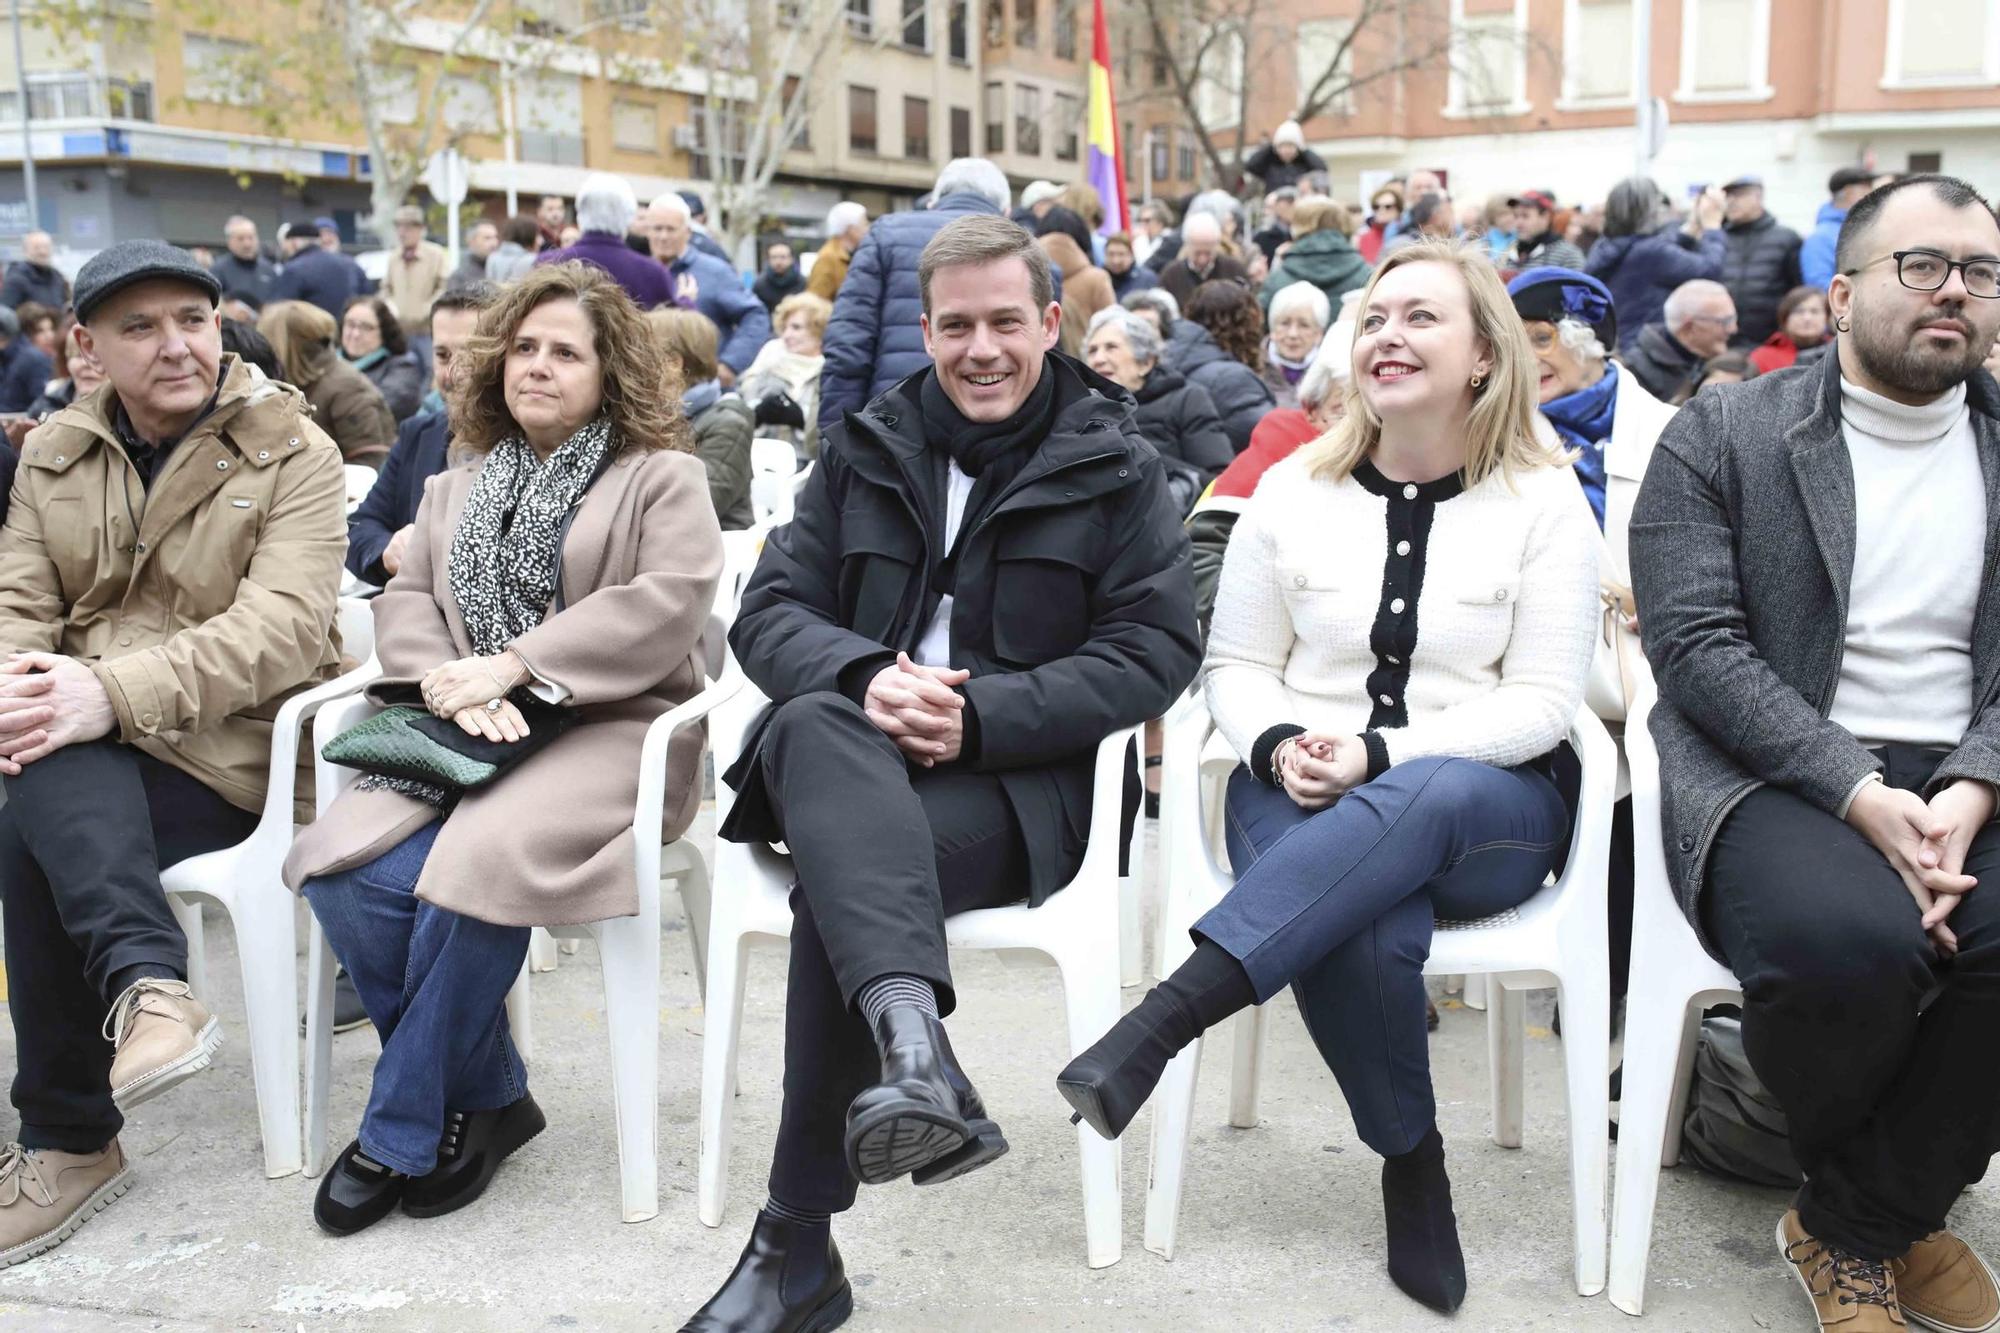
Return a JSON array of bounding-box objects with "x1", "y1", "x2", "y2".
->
[{"x1": 1086, "y1": 0, "x2": 1129, "y2": 237}]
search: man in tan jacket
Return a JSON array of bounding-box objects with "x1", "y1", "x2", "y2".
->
[
  {"x1": 382, "y1": 204, "x2": 449, "y2": 337},
  {"x1": 0, "y1": 240, "x2": 347, "y2": 1268}
]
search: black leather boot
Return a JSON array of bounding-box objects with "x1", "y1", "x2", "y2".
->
[
  {"x1": 910, "y1": 1042, "x2": 1009, "y2": 1187},
  {"x1": 1382, "y1": 1126, "x2": 1467, "y2": 1313},
  {"x1": 314, "y1": 1139, "x2": 407, "y2": 1236},
  {"x1": 402, "y1": 1093, "x2": 546, "y2": 1218},
  {"x1": 679, "y1": 1210, "x2": 853, "y2": 1333},
  {"x1": 842, "y1": 1009, "x2": 976, "y2": 1185}
]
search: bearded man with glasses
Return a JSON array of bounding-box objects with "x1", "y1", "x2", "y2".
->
[{"x1": 1632, "y1": 174, "x2": 2000, "y2": 1333}]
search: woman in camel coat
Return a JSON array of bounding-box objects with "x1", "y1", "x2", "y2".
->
[{"x1": 283, "y1": 261, "x2": 722, "y2": 1238}]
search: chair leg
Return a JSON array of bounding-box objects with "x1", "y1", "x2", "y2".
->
[
  {"x1": 1555, "y1": 973, "x2": 1611, "y2": 1297},
  {"x1": 1486, "y1": 980, "x2": 1525, "y2": 1149},
  {"x1": 1662, "y1": 1001, "x2": 1704, "y2": 1169},
  {"x1": 505, "y1": 959, "x2": 533, "y2": 1063},
  {"x1": 170, "y1": 895, "x2": 208, "y2": 999},
  {"x1": 1609, "y1": 992, "x2": 1696, "y2": 1315},
  {"x1": 1142, "y1": 1038, "x2": 1204, "y2": 1260},
  {"x1": 1119, "y1": 870, "x2": 1143, "y2": 990},
  {"x1": 1463, "y1": 972, "x2": 1488, "y2": 1011},
  {"x1": 1227, "y1": 1003, "x2": 1268, "y2": 1129},
  {"x1": 302, "y1": 919, "x2": 339, "y2": 1179},
  {"x1": 1060, "y1": 947, "x2": 1125, "y2": 1270},
  {"x1": 596, "y1": 914, "x2": 662, "y2": 1224},
  {"x1": 228, "y1": 888, "x2": 303, "y2": 1179},
  {"x1": 529, "y1": 927, "x2": 559, "y2": 974},
  {"x1": 697, "y1": 930, "x2": 752, "y2": 1229},
  {"x1": 671, "y1": 846, "x2": 713, "y2": 1004}
]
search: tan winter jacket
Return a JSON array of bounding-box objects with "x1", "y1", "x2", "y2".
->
[
  {"x1": 383, "y1": 240, "x2": 450, "y2": 334},
  {"x1": 0, "y1": 356, "x2": 348, "y2": 814}
]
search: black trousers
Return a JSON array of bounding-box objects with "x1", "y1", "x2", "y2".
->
[
  {"x1": 1703, "y1": 743, "x2": 2000, "y2": 1259},
  {"x1": 752, "y1": 692, "x2": 1037, "y2": 1214},
  {"x1": 0, "y1": 740, "x2": 256, "y2": 1152}
]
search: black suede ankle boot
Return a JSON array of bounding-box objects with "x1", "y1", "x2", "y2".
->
[
  {"x1": 1056, "y1": 941, "x2": 1254, "y2": 1140},
  {"x1": 1381, "y1": 1126, "x2": 1467, "y2": 1314}
]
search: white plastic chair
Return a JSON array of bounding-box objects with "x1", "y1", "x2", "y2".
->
[
  {"x1": 1142, "y1": 701, "x2": 1617, "y2": 1296},
  {"x1": 749, "y1": 438, "x2": 799, "y2": 527},
  {"x1": 1607, "y1": 683, "x2": 1743, "y2": 1315},
  {"x1": 342, "y1": 463, "x2": 378, "y2": 516},
  {"x1": 160, "y1": 597, "x2": 380, "y2": 1180},
  {"x1": 301, "y1": 652, "x2": 744, "y2": 1223},
  {"x1": 697, "y1": 682, "x2": 1133, "y2": 1268}
]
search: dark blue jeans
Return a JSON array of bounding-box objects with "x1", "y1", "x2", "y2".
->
[
  {"x1": 301, "y1": 821, "x2": 531, "y2": 1175},
  {"x1": 1199, "y1": 755, "x2": 1570, "y2": 1156}
]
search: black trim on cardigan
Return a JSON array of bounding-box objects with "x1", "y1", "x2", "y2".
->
[
  {"x1": 1361, "y1": 730, "x2": 1391, "y2": 781},
  {"x1": 1250, "y1": 722, "x2": 1307, "y2": 787},
  {"x1": 1363, "y1": 473, "x2": 1445, "y2": 732}
]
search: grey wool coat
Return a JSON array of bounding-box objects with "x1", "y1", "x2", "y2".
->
[
  {"x1": 283, "y1": 446, "x2": 724, "y2": 926},
  {"x1": 1629, "y1": 349, "x2": 2000, "y2": 959}
]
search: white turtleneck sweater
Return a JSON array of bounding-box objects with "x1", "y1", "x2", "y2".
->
[{"x1": 1828, "y1": 377, "x2": 1983, "y2": 749}]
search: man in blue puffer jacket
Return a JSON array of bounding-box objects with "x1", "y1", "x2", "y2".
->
[
  {"x1": 1799, "y1": 166, "x2": 1877, "y2": 290},
  {"x1": 820, "y1": 158, "x2": 1054, "y2": 433}
]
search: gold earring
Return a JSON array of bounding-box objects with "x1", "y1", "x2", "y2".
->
[{"x1": 1469, "y1": 373, "x2": 1485, "y2": 389}]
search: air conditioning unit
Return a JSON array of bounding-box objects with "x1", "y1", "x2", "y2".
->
[{"x1": 672, "y1": 123, "x2": 701, "y2": 149}]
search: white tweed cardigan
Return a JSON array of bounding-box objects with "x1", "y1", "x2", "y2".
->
[{"x1": 1202, "y1": 451, "x2": 1600, "y2": 783}]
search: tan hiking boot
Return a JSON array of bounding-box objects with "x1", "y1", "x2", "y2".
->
[
  {"x1": 104, "y1": 979, "x2": 222, "y2": 1109},
  {"x1": 0, "y1": 1141, "x2": 132, "y2": 1268},
  {"x1": 1780, "y1": 1209, "x2": 1908, "y2": 1330},
  {"x1": 1894, "y1": 1230, "x2": 2000, "y2": 1333}
]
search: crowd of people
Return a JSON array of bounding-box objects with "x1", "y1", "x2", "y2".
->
[{"x1": 0, "y1": 142, "x2": 1998, "y2": 1333}]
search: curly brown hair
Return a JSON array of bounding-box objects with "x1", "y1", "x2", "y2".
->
[
  {"x1": 449, "y1": 260, "x2": 691, "y2": 456},
  {"x1": 1185, "y1": 279, "x2": 1266, "y2": 372}
]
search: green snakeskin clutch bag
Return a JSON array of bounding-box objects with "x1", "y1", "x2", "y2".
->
[{"x1": 322, "y1": 698, "x2": 575, "y2": 791}]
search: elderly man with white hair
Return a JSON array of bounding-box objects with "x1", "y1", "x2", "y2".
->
[
  {"x1": 1157, "y1": 211, "x2": 1249, "y2": 308},
  {"x1": 1626, "y1": 277, "x2": 1737, "y2": 405},
  {"x1": 807, "y1": 202, "x2": 870, "y2": 303},
  {"x1": 533, "y1": 172, "x2": 673, "y2": 309},
  {"x1": 643, "y1": 193, "x2": 771, "y2": 382},
  {"x1": 818, "y1": 156, "x2": 1030, "y2": 431},
  {"x1": 2, "y1": 231, "x2": 69, "y2": 312}
]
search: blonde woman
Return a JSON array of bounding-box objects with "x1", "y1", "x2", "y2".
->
[
  {"x1": 1059, "y1": 242, "x2": 1599, "y2": 1314},
  {"x1": 256, "y1": 300, "x2": 397, "y2": 464},
  {"x1": 738, "y1": 290, "x2": 830, "y2": 461}
]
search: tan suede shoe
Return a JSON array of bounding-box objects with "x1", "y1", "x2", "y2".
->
[
  {"x1": 1894, "y1": 1230, "x2": 2000, "y2": 1333},
  {"x1": 1780, "y1": 1208, "x2": 1908, "y2": 1330},
  {"x1": 0, "y1": 1141, "x2": 131, "y2": 1268},
  {"x1": 104, "y1": 979, "x2": 222, "y2": 1109}
]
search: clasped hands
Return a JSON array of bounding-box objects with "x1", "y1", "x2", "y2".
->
[
  {"x1": 0, "y1": 652, "x2": 116, "y2": 776},
  {"x1": 420, "y1": 650, "x2": 533, "y2": 744},
  {"x1": 1274, "y1": 731, "x2": 1370, "y2": 810},
  {"x1": 1846, "y1": 777, "x2": 1996, "y2": 959},
  {"x1": 864, "y1": 652, "x2": 966, "y2": 768}
]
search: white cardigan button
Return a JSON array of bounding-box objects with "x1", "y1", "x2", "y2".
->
[
  {"x1": 1396, "y1": 540, "x2": 1410, "y2": 556},
  {"x1": 1494, "y1": 588, "x2": 1509, "y2": 602},
  {"x1": 1390, "y1": 598, "x2": 1406, "y2": 613},
  {"x1": 1294, "y1": 574, "x2": 1307, "y2": 587},
  {"x1": 1379, "y1": 693, "x2": 1394, "y2": 706},
  {"x1": 1402, "y1": 484, "x2": 1417, "y2": 499}
]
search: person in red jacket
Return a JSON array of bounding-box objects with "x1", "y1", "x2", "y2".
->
[{"x1": 1748, "y1": 284, "x2": 1832, "y2": 374}]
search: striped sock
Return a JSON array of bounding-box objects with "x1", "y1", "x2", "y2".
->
[
  {"x1": 763, "y1": 1195, "x2": 832, "y2": 1228},
  {"x1": 856, "y1": 974, "x2": 939, "y2": 1030}
]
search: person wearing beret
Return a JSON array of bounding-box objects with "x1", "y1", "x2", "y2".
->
[
  {"x1": 0, "y1": 240, "x2": 347, "y2": 1266},
  {"x1": 1507, "y1": 265, "x2": 1678, "y2": 1011}
]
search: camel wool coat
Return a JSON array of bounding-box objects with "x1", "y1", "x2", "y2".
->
[{"x1": 283, "y1": 445, "x2": 723, "y2": 926}]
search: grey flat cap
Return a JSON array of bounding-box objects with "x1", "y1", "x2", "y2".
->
[{"x1": 74, "y1": 239, "x2": 221, "y2": 324}]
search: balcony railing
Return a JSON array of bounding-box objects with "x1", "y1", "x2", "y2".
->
[{"x1": 0, "y1": 76, "x2": 155, "y2": 123}]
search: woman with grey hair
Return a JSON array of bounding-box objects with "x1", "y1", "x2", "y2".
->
[
  {"x1": 1585, "y1": 175, "x2": 1725, "y2": 352},
  {"x1": 1084, "y1": 306, "x2": 1231, "y2": 515},
  {"x1": 1262, "y1": 280, "x2": 1331, "y2": 411}
]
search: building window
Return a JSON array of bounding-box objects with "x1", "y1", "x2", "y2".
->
[
  {"x1": 783, "y1": 75, "x2": 811, "y2": 148},
  {"x1": 1151, "y1": 48, "x2": 1169, "y2": 88},
  {"x1": 1447, "y1": 0, "x2": 1528, "y2": 113},
  {"x1": 949, "y1": 0, "x2": 970, "y2": 62},
  {"x1": 1015, "y1": 0, "x2": 1037, "y2": 48},
  {"x1": 984, "y1": 81, "x2": 1006, "y2": 151},
  {"x1": 444, "y1": 76, "x2": 498, "y2": 130},
  {"x1": 1194, "y1": 23, "x2": 1243, "y2": 128},
  {"x1": 849, "y1": 85, "x2": 878, "y2": 153},
  {"x1": 1122, "y1": 118, "x2": 1133, "y2": 175},
  {"x1": 1054, "y1": 0, "x2": 1077, "y2": 60},
  {"x1": 847, "y1": 0, "x2": 873, "y2": 38},
  {"x1": 1295, "y1": 18, "x2": 1356, "y2": 115},
  {"x1": 1884, "y1": 0, "x2": 1997, "y2": 87},
  {"x1": 1176, "y1": 131, "x2": 1195, "y2": 181},
  {"x1": 950, "y1": 105, "x2": 973, "y2": 156},
  {"x1": 516, "y1": 71, "x2": 585, "y2": 161},
  {"x1": 1676, "y1": 0, "x2": 1773, "y2": 100},
  {"x1": 1015, "y1": 83, "x2": 1042, "y2": 154},
  {"x1": 182, "y1": 34, "x2": 260, "y2": 106},
  {"x1": 1562, "y1": 0, "x2": 1634, "y2": 103},
  {"x1": 1054, "y1": 90, "x2": 1080, "y2": 161},
  {"x1": 611, "y1": 99, "x2": 658, "y2": 152},
  {"x1": 518, "y1": 129, "x2": 587, "y2": 165},
  {"x1": 1149, "y1": 128, "x2": 1170, "y2": 182},
  {"x1": 903, "y1": 95, "x2": 931, "y2": 159},
  {"x1": 902, "y1": 0, "x2": 928, "y2": 50}
]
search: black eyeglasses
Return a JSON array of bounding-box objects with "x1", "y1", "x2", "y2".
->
[{"x1": 1844, "y1": 249, "x2": 2000, "y2": 299}]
